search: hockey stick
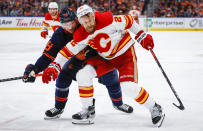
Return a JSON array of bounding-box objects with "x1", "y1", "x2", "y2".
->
[
  {"x1": 149, "y1": 48, "x2": 185, "y2": 110},
  {"x1": 0, "y1": 74, "x2": 42, "y2": 83}
]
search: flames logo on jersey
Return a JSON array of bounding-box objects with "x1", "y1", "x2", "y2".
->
[{"x1": 88, "y1": 33, "x2": 111, "y2": 53}]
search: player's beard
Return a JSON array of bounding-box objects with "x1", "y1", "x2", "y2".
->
[
  {"x1": 86, "y1": 25, "x2": 95, "y2": 33},
  {"x1": 51, "y1": 12, "x2": 57, "y2": 18}
]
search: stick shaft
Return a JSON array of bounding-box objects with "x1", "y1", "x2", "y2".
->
[
  {"x1": 149, "y1": 48, "x2": 185, "y2": 110},
  {"x1": 0, "y1": 74, "x2": 42, "y2": 83}
]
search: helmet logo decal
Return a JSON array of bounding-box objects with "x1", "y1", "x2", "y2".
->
[{"x1": 64, "y1": 13, "x2": 68, "y2": 17}]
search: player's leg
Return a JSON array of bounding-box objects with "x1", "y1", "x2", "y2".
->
[
  {"x1": 72, "y1": 64, "x2": 96, "y2": 124},
  {"x1": 45, "y1": 57, "x2": 84, "y2": 120},
  {"x1": 98, "y1": 69, "x2": 133, "y2": 113},
  {"x1": 111, "y1": 46, "x2": 165, "y2": 126},
  {"x1": 87, "y1": 55, "x2": 133, "y2": 113}
]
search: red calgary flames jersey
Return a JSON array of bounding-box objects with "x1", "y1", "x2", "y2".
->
[{"x1": 43, "y1": 12, "x2": 61, "y2": 32}]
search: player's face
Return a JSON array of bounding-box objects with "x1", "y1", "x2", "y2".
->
[
  {"x1": 79, "y1": 13, "x2": 95, "y2": 33},
  {"x1": 62, "y1": 20, "x2": 77, "y2": 34},
  {"x1": 49, "y1": 8, "x2": 58, "y2": 17}
]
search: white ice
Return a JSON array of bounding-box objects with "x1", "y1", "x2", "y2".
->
[{"x1": 0, "y1": 30, "x2": 203, "y2": 131}]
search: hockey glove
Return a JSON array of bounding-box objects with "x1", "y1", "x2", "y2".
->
[
  {"x1": 75, "y1": 50, "x2": 86, "y2": 60},
  {"x1": 42, "y1": 62, "x2": 61, "y2": 84},
  {"x1": 40, "y1": 29, "x2": 48, "y2": 39},
  {"x1": 23, "y1": 64, "x2": 37, "y2": 83},
  {"x1": 75, "y1": 46, "x2": 98, "y2": 60},
  {"x1": 135, "y1": 30, "x2": 154, "y2": 50}
]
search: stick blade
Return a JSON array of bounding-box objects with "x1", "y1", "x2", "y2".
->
[{"x1": 173, "y1": 103, "x2": 185, "y2": 110}]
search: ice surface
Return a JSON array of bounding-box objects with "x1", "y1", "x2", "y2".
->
[{"x1": 0, "y1": 30, "x2": 203, "y2": 131}]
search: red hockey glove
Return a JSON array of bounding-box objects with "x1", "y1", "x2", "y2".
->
[
  {"x1": 42, "y1": 62, "x2": 61, "y2": 84},
  {"x1": 135, "y1": 30, "x2": 154, "y2": 50},
  {"x1": 40, "y1": 30, "x2": 48, "y2": 39}
]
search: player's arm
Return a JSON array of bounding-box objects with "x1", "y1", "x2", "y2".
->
[
  {"x1": 41, "y1": 14, "x2": 51, "y2": 39},
  {"x1": 41, "y1": 52, "x2": 68, "y2": 84},
  {"x1": 41, "y1": 45, "x2": 97, "y2": 84},
  {"x1": 23, "y1": 29, "x2": 69, "y2": 83},
  {"x1": 23, "y1": 42, "x2": 61, "y2": 83},
  {"x1": 41, "y1": 21, "x2": 49, "y2": 39},
  {"x1": 112, "y1": 15, "x2": 154, "y2": 50},
  {"x1": 66, "y1": 39, "x2": 87, "y2": 56}
]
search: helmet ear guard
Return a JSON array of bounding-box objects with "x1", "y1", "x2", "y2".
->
[{"x1": 59, "y1": 8, "x2": 76, "y2": 23}]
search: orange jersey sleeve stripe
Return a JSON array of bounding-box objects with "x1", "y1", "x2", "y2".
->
[
  {"x1": 106, "y1": 32, "x2": 132, "y2": 58},
  {"x1": 43, "y1": 52, "x2": 55, "y2": 61},
  {"x1": 135, "y1": 87, "x2": 149, "y2": 104},
  {"x1": 124, "y1": 15, "x2": 134, "y2": 30}
]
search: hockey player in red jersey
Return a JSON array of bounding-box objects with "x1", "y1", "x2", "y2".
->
[
  {"x1": 24, "y1": 8, "x2": 133, "y2": 120},
  {"x1": 128, "y1": 7, "x2": 140, "y2": 24},
  {"x1": 40, "y1": 2, "x2": 60, "y2": 39},
  {"x1": 65, "y1": 5, "x2": 165, "y2": 127}
]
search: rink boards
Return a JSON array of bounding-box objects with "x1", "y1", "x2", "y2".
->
[{"x1": 0, "y1": 17, "x2": 203, "y2": 31}]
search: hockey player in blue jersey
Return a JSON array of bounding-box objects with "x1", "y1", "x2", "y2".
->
[{"x1": 23, "y1": 8, "x2": 133, "y2": 122}]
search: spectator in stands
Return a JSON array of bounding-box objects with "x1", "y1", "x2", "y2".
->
[
  {"x1": 154, "y1": 0, "x2": 202, "y2": 17},
  {"x1": 0, "y1": 0, "x2": 202, "y2": 17},
  {"x1": 9, "y1": 6, "x2": 17, "y2": 16}
]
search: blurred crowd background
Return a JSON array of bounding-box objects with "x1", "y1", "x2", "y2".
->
[{"x1": 0, "y1": 0, "x2": 202, "y2": 17}]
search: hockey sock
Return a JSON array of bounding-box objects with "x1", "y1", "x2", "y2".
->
[
  {"x1": 135, "y1": 87, "x2": 155, "y2": 109},
  {"x1": 121, "y1": 81, "x2": 155, "y2": 109},
  {"x1": 55, "y1": 72, "x2": 72, "y2": 109},
  {"x1": 106, "y1": 84, "x2": 123, "y2": 107},
  {"x1": 79, "y1": 86, "x2": 94, "y2": 109},
  {"x1": 99, "y1": 70, "x2": 123, "y2": 107},
  {"x1": 55, "y1": 88, "x2": 69, "y2": 109}
]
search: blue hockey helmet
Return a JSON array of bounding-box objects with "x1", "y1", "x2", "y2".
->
[{"x1": 59, "y1": 8, "x2": 76, "y2": 23}]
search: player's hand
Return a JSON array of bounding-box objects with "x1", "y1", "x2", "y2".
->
[
  {"x1": 135, "y1": 30, "x2": 154, "y2": 50},
  {"x1": 42, "y1": 62, "x2": 61, "y2": 84},
  {"x1": 23, "y1": 64, "x2": 37, "y2": 83},
  {"x1": 41, "y1": 30, "x2": 48, "y2": 39},
  {"x1": 75, "y1": 50, "x2": 86, "y2": 60}
]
